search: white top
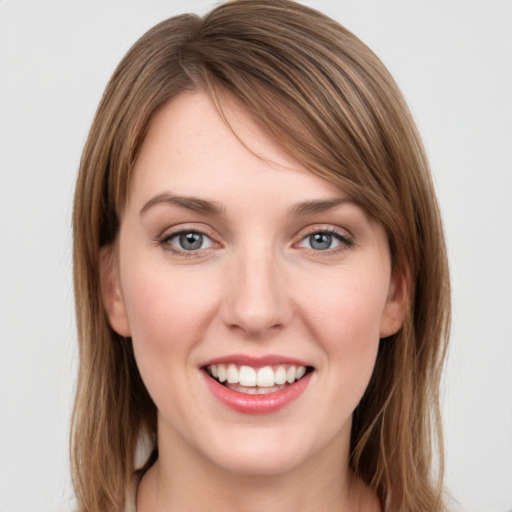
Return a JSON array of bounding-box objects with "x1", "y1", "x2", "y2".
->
[{"x1": 125, "y1": 475, "x2": 139, "y2": 512}]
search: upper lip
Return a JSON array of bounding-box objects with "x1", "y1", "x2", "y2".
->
[{"x1": 201, "y1": 354, "x2": 312, "y2": 368}]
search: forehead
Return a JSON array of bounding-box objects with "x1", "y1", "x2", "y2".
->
[{"x1": 127, "y1": 91, "x2": 347, "y2": 212}]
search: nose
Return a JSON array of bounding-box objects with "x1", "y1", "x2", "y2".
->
[{"x1": 221, "y1": 246, "x2": 293, "y2": 337}]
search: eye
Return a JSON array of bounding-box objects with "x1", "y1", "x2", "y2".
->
[
  {"x1": 162, "y1": 230, "x2": 214, "y2": 252},
  {"x1": 297, "y1": 229, "x2": 352, "y2": 252}
]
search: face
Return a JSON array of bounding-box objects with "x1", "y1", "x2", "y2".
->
[{"x1": 103, "y1": 91, "x2": 406, "y2": 477}]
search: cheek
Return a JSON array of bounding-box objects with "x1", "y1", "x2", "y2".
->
[
  {"x1": 120, "y1": 256, "x2": 219, "y2": 358},
  {"x1": 119, "y1": 257, "x2": 222, "y2": 417},
  {"x1": 298, "y1": 267, "x2": 389, "y2": 394},
  {"x1": 304, "y1": 268, "x2": 389, "y2": 345}
]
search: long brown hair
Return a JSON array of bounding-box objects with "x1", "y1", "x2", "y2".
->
[{"x1": 71, "y1": 1, "x2": 450, "y2": 510}]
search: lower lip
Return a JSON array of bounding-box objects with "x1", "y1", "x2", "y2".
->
[{"x1": 202, "y1": 371, "x2": 312, "y2": 414}]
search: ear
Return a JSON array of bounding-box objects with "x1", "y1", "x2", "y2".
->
[
  {"x1": 379, "y1": 267, "x2": 408, "y2": 338},
  {"x1": 100, "y1": 245, "x2": 131, "y2": 337}
]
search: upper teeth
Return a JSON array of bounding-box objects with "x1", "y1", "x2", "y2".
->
[{"x1": 209, "y1": 364, "x2": 307, "y2": 387}]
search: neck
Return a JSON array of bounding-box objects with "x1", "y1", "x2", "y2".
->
[{"x1": 136, "y1": 423, "x2": 380, "y2": 512}]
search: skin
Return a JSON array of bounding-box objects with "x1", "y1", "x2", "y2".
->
[{"x1": 102, "y1": 91, "x2": 406, "y2": 511}]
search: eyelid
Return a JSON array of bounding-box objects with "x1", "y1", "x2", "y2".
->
[
  {"x1": 294, "y1": 223, "x2": 353, "y2": 240},
  {"x1": 292, "y1": 225, "x2": 354, "y2": 253},
  {"x1": 167, "y1": 230, "x2": 214, "y2": 249},
  {"x1": 154, "y1": 223, "x2": 354, "y2": 258},
  {"x1": 156, "y1": 224, "x2": 222, "y2": 257}
]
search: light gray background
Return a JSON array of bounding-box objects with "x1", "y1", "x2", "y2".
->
[{"x1": 0, "y1": 1, "x2": 511, "y2": 511}]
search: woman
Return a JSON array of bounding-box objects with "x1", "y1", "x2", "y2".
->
[{"x1": 71, "y1": 1, "x2": 450, "y2": 510}]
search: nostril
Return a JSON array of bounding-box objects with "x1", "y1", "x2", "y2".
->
[{"x1": 227, "y1": 319, "x2": 285, "y2": 336}]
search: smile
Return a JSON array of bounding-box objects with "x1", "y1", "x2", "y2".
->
[
  {"x1": 202, "y1": 358, "x2": 314, "y2": 414},
  {"x1": 205, "y1": 364, "x2": 310, "y2": 395}
]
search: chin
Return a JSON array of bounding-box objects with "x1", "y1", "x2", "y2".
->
[
  {"x1": 198, "y1": 425, "x2": 320, "y2": 477},
  {"x1": 212, "y1": 447, "x2": 306, "y2": 477}
]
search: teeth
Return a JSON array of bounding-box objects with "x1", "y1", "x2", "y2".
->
[
  {"x1": 217, "y1": 364, "x2": 227, "y2": 382},
  {"x1": 224, "y1": 383, "x2": 293, "y2": 395},
  {"x1": 256, "y1": 366, "x2": 274, "y2": 387},
  {"x1": 207, "y1": 363, "x2": 309, "y2": 389},
  {"x1": 296, "y1": 366, "x2": 306, "y2": 379},
  {"x1": 239, "y1": 366, "x2": 256, "y2": 386},
  {"x1": 227, "y1": 364, "x2": 238, "y2": 384},
  {"x1": 275, "y1": 366, "x2": 287, "y2": 385}
]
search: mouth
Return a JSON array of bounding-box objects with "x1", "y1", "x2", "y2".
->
[{"x1": 204, "y1": 363, "x2": 314, "y2": 396}]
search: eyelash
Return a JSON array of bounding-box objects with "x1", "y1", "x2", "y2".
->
[
  {"x1": 295, "y1": 227, "x2": 354, "y2": 254},
  {"x1": 157, "y1": 228, "x2": 217, "y2": 258},
  {"x1": 156, "y1": 226, "x2": 354, "y2": 258}
]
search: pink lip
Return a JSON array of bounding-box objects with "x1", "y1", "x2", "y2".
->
[
  {"x1": 202, "y1": 370, "x2": 313, "y2": 415},
  {"x1": 202, "y1": 354, "x2": 310, "y2": 368}
]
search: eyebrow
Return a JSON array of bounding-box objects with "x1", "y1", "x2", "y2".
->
[
  {"x1": 139, "y1": 192, "x2": 352, "y2": 218},
  {"x1": 139, "y1": 192, "x2": 225, "y2": 216},
  {"x1": 287, "y1": 198, "x2": 353, "y2": 217}
]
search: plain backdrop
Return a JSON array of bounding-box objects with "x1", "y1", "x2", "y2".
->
[{"x1": 0, "y1": 1, "x2": 511, "y2": 511}]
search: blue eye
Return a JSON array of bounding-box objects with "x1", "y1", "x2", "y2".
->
[
  {"x1": 165, "y1": 231, "x2": 214, "y2": 251},
  {"x1": 308, "y1": 233, "x2": 335, "y2": 250},
  {"x1": 298, "y1": 230, "x2": 351, "y2": 251}
]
